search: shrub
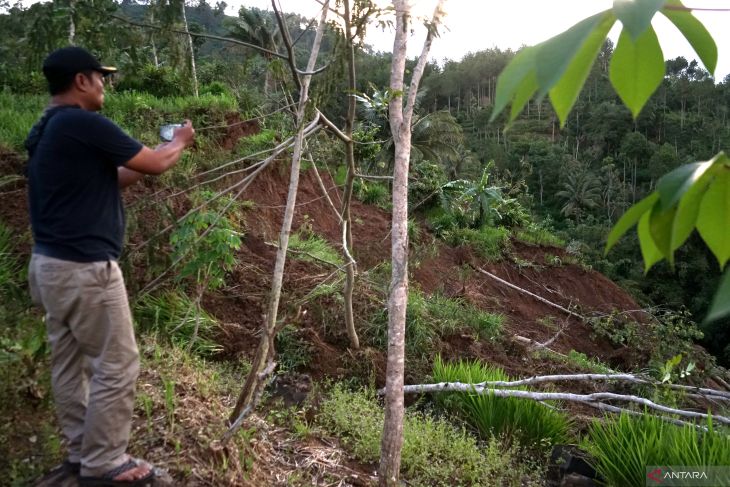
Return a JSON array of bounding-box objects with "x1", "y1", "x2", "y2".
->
[
  {"x1": 583, "y1": 413, "x2": 730, "y2": 487},
  {"x1": 432, "y1": 357, "x2": 573, "y2": 449},
  {"x1": 318, "y1": 384, "x2": 544, "y2": 487}
]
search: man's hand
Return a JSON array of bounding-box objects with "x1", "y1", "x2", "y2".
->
[
  {"x1": 172, "y1": 120, "x2": 195, "y2": 147},
  {"x1": 124, "y1": 120, "x2": 196, "y2": 175}
]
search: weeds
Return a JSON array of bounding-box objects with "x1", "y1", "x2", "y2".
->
[
  {"x1": 276, "y1": 324, "x2": 313, "y2": 371},
  {"x1": 317, "y1": 384, "x2": 545, "y2": 487},
  {"x1": 432, "y1": 357, "x2": 573, "y2": 449}
]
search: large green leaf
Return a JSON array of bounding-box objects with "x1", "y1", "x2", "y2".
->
[
  {"x1": 535, "y1": 11, "x2": 612, "y2": 98},
  {"x1": 655, "y1": 158, "x2": 716, "y2": 211},
  {"x1": 549, "y1": 11, "x2": 616, "y2": 126},
  {"x1": 605, "y1": 192, "x2": 659, "y2": 253},
  {"x1": 609, "y1": 27, "x2": 664, "y2": 118},
  {"x1": 510, "y1": 71, "x2": 538, "y2": 122},
  {"x1": 706, "y1": 267, "x2": 730, "y2": 323},
  {"x1": 670, "y1": 170, "x2": 713, "y2": 254},
  {"x1": 661, "y1": 0, "x2": 717, "y2": 74},
  {"x1": 638, "y1": 211, "x2": 664, "y2": 273},
  {"x1": 649, "y1": 205, "x2": 677, "y2": 263},
  {"x1": 696, "y1": 171, "x2": 730, "y2": 268},
  {"x1": 613, "y1": 0, "x2": 667, "y2": 41},
  {"x1": 491, "y1": 47, "x2": 537, "y2": 122}
]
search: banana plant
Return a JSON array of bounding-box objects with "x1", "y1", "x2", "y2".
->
[{"x1": 491, "y1": 0, "x2": 729, "y2": 321}]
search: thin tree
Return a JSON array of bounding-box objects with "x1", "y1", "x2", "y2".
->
[
  {"x1": 179, "y1": 0, "x2": 199, "y2": 97},
  {"x1": 227, "y1": 0, "x2": 329, "y2": 429},
  {"x1": 379, "y1": 0, "x2": 446, "y2": 484}
]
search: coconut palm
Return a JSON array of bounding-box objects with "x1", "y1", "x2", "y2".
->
[{"x1": 556, "y1": 170, "x2": 602, "y2": 222}]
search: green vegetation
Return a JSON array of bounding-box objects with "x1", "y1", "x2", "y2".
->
[
  {"x1": 365, "y1": 289, "x2": 504, "y2": 358},
  {"x1": 317, "y1": 384, "x2": 545, "y2": 487},
  {"x1": 135, "y1": 291, "x2": 222, "y2": 357},
  {"x1": 443, "y1": 226, "x2": 510, "y2": 261},
  {"x1": 288, "y1": 230, "x2": 343, "y2": 267},
  {"x1": 534, "y1": 349, "x2": 614, "y2": 374},
  {"x1": 432, "y1": 357, "x2": 573, "y2": 448},
  {"x1": 583, "y1": 413, "x2": 730, "y2": 487},
  {"x1": 514, "y1": 223, "x2": 566, "y2": 248}
]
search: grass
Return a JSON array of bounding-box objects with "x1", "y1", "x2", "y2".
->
[
  {"x1": 288, "y1": 231, "x2": 343, "y2": 267},
  {"x1": 443, "y1": 226, "x2": 510, "y2": 261},
  {"x1": 276, "y1": 324, "x2": 313, "y2": 371},
  {"x1": 432, "y1": 357, "x2": 573, "y2": 449},
  {"x1": 134, "y1": 291, "x2": 222, "y2": 357},
  {"x1": 514, "y1": 224, "x2": 566, "y2": 248},
  {"x1": 534, "y1": 348, "x2": 615, "y2": 374},
  {"x1": 0, "y1": 92, "x2": 238, "y2": 150},
  {"x1": 317, "y1": 384, "x2": 545, "y2": 487},
  {"x1": 583, "y1": 413, "x2": 730, "y2": 487},
  {"x1": 364, "y1": 288, "x2": 504, "y2": 359},
  {"x1": 0, "y1": 222, "x2": 22, "y2": 300}
]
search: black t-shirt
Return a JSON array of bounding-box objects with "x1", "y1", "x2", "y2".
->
[{"x1": 26, "y1": 106, "x2": 143, "y2": 262}]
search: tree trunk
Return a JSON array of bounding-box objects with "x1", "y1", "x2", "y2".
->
[
  {"x1": 180, "y1": 0, "x2": 199, "y2": 97},
  {"x1": 379, "y1": 1, "x2": 445, "y2": 485},
  {"x1": 340, "y1": 0, "x2": 360, "y2": 350},
  {"x1": 229, "y1": 0, "x2": 329, "y2": 423}
]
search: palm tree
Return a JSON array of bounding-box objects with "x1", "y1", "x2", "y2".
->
[
  {"x1": 556, "y1": 170, "x2": 602, "y2": 222},
  {"x1": 227, "y1": 7, "x2": 280, "y2": 95}
]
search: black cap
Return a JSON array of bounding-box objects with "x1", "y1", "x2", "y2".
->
[{"x1": 42, "y1": 46, "x2": 117, "y2": 81}]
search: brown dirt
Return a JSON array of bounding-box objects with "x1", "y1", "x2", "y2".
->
[{"x1": 215, "y1": 114, "x2": 261, "y2": 151}]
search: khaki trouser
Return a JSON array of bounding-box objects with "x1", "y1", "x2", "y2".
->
[{"x1": 28, "y1": 254, "x2": 139, "y2": 477}]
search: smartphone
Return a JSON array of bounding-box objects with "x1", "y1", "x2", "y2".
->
[{"x1": 160, "y1": 123, "x2": 185, "y2": 142}]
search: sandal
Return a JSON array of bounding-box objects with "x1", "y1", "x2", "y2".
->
[
  {"x1": 78, "y1": 457, "x2": 155, "y2": 486},
  {"x1": 35, "y1": 460, "x2": 81, "y2": 484}
]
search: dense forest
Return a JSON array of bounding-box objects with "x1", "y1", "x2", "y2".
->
[{"x1": 1, "y1": 1, "x2": 730, "y2": 486}]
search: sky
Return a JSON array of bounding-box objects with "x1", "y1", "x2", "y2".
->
[{"x1": 227, "y1": 0, "x2": 730, "y2": 81}]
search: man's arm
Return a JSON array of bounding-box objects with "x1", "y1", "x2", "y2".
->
[
  {"x1": 118, "y1": 167, "x2": 145, "y2": 188},
  {"x1": 124, "y1": 121, "x2": 195, "y2": 176}
]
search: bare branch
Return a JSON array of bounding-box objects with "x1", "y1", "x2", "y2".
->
[
  {"x1": 403, "y1": 0, "x2": 446, "y2": 123},
  {"x1": 318, "y1": 110, "x2": 352, "y2": 143},
  {"x1": 393, "y1": 382, "x2": 730, "y2": 425},
  {"x1": 109, "y1": 13, "x2": 287, "y2": 61},
  {"x1": 474, "y1": 266, "x2": 585, "y2": 320}
]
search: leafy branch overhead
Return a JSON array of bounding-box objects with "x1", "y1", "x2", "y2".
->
[
  {"x1": 492, "y1": 0, "x2": 728, "y2": 323},
  {"x1": 605, "y1": 152, "x2": 730, "y2": 322},
  {"x1": 491, "y1": 0, "x2": 717, "y2": 126}
]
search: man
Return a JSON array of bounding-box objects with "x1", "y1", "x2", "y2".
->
[{"x1": 26, "y1": 46, "x2": 194, "y2": 486}]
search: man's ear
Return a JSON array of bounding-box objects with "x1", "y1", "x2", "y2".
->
[{"x1": 74, "y1": 72, "x2": 93, "y2": 93}]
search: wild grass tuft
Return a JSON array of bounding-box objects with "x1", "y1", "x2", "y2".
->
[
  {"x1": 583, "y1": 413, "x2": 730, "y2": 487},
  {"x1": 288, "y1": 231, "x2": 343, "y2": 267},
  {"x1": 432, "y1": 356, "x2": 573, "y2": 449},
  {"x1": 364, "y1": 289, "x2": 504, "y2": 358},
  {"x1": 317, "y1": 384, "x2": 545, "y2": 487},
  {"x1": 443, "y1": 226, "x2": 509, "y2": 261},
  {"x1": 514, "y1": 224, "x2": 565, "y2": 248},
  {"x1": 135, "y1": 291, "x2": 222, "y2": 357},
  {"x1": 0, "y1": 222, "x2": 22, "y2": 300}
]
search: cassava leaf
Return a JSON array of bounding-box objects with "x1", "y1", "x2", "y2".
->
[
  {"x1": 609, "y1": 27, "x2": 664, "y2": 118},
  {"x1": 661, "y1": 0, "x2": 717, "y2": 74},
  {"x1": 491, "y1": 46, "x2": 537, "y2": 122},
  {"x1": 549, "y1": 11, "x2": 616, "y2": 126},
  {"x1": 605, "y1": 192, "x2": 659, "y2": 253},
  {"x1": 705, "y1": 267, "x2": 730, "y2": 323},
  {"x1": 696, "y1": 170, "x2": 730, "y2": 269},
  {"x1": 638, "y1": 210, "x2": 664, "y2": 273},
  {"x1": 613, "y1": 0, "x2": 667, "y2": 41}
]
